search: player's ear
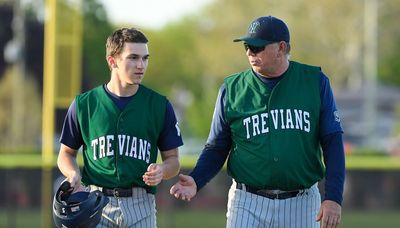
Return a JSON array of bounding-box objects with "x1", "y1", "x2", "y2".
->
[{"x1": 106, "y1": 56, "x2": 117, "y2": 69}]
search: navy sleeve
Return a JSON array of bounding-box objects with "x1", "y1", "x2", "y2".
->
[
  {"x1": 321, "y1": 132, "x2": 345, "y2": 205},
  {"x1": 319, "y1": 72, "x2": 343, "y2": 137},
  {"x1": 319, "y1": 71, "x2": 345, "y2": 205},
  {"x1": 59, "y1": 99, "x2": 83, "y2": 150},
  {"x1": 157, "y1": 100, "x2": 184, "y2": 151},
  {"x1": 190, "y1": 85, "x2": 232, "y2": 190}
]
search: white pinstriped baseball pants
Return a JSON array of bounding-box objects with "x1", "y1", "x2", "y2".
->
[
  {"x1": 226, "y1": 180, "x2": 321, "y2": 228},
  {"x1": 90, "y1": 186, "x2": 157, "y2": 228}
]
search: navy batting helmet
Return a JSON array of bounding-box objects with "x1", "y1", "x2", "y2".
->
[{"x1": 52, "y1": 181, "x2": 109, "y2": 228}]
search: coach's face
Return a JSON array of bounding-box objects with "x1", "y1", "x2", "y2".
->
[
  {"x1": 246, "y1": 41, "x2": 287, "y2": 78},
  {"x1": 114, "y1": 42, "x2": 149, "y2": 85}
]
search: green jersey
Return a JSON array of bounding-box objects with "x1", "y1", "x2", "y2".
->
[
  {"x1": 75, "y1": 85, "x2": 166, "y2": 194},
  {"x1": 224, "y1": 61, "x2": 324, "y2": 190}
]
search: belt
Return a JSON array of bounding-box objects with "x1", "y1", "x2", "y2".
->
[
  {"x1": 235, "y1": 181, "x2": 300, "y2": 200},
  {"x1": 101, "y1": 187, "x2": 134, "y2": 197}
]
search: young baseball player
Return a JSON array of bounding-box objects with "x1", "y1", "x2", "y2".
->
[
  {"x1": 57, "y1": 28, "x2": 183, "y2": 227},
  {"x1": 170, "y1": 16, "x2": 345, "y2": 228}
]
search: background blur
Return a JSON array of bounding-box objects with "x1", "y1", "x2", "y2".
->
[{"x1": 0, "y1": 0, "x2": 400, "y2": 227}]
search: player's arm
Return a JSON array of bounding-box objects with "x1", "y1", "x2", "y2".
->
[
  {"x1": 58, "y1": 99, "x2": 84, "y2": 191},
  {"x1": 143, "y1": 148, "x2": 180, "y2": 186},
  {"x1": 57, "y1": 144, "x2": 82, "y2": 191},
  {"x1": 160, "y1": 148, "x2": 180, "y2": 180},
  {"x1": 143, "y1": 101, "x2": 182, "y2": 186}
]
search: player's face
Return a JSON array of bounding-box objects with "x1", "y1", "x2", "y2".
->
[
  {"x1": 246, "y1": 42, "x2": 285, "y2": 77},
  {"x1": 114, "y1": 42, "x2": 149, "y2": 85}
]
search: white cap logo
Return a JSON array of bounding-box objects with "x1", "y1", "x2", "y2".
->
[{"x1": 248, "y1": 21, "x2": 260, "y2": 35}]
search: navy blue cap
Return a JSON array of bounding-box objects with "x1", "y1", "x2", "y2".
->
[{"x1": 233, "y1": 16, "x2": 290, "y2": 47}]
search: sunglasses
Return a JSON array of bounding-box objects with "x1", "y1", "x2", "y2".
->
[{"x1": 244, "y1": 43, "x2": 265, "y2": 54}]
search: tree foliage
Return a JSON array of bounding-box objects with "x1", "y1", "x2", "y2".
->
[
  {"x1": 2, "y1": 0, "x2": 400, "y2": 146},
  {"x1": 379, "y1": 0, "x2": 400, "y2": 86},
  {"x1": 140, "y1": 0, "x2": 400, "y2": 138},
  {"x1": 81, "y1": 0, "x2": 114, "y2": 90},
  {"x1": 0, "y1": 66, "x2": 41, "y2": 151}
]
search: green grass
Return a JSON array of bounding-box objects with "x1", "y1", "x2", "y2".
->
[
  {"x1": 345, "y1": 155, "x2": 400, "y2": 170},
  {"x1": 2, "y1": 153, "x2": 400, "y2": 170},
  {"x1": 0, "y1": 153, "x2": 83, "y2": 168},
  {"x1": 0, "y1": 208, "x2": 43, "y2": 228},
  {"x1": 1, "y1": 208, "x2": 399, "y2": 228},
  {"x1": 341, "y1": 210, "x2": 400, "y2": 228}
]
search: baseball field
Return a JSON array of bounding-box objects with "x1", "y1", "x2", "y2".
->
[
  {"x1": 0, "y1": 208, "x2": 399, "y2": 227},
  {"x1": 0, "y1": 153, "x2": 400, "y2": 227}
]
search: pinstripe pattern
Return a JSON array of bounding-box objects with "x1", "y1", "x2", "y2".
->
[
  {"x1": 90, "y1": 186, "x2": 157, "y2": 228},
  {"x1": 226, "y1": 180, "x2": 320, "y2": 228}
]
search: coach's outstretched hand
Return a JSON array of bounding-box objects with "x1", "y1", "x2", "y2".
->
[{"x1": 170, "y1": 174, "x2": 197, "y2": 201}]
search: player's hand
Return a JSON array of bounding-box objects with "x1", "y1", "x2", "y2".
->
[
  {"x1": 143, "y1": 163, "x2": 164, "y2": 186},
  {"x1": 65, "y1": 175, "x2": 84, "y2": 192},
  {"x1": 316, "y1": 200, "x2": 342, "y2": 228},
  {"x1": 169, "y1": 174, "x2": 197, "y2": 201}
]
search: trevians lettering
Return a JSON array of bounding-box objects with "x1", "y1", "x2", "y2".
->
[
  {"x1": 91, "y1": 135, "x2": 151, "y2": 163},
  {"x1": 243, "y1": 109, "x2": 310, "y2": 139}
]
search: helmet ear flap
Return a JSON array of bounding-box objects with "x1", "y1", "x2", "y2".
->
[{"x1": 91, "y1": 190, "x2": 110, "y2": 211}]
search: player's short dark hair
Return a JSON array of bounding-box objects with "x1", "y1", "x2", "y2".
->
[{"x1": 106, "y1": 28, "x2": 148, "y2": 58}]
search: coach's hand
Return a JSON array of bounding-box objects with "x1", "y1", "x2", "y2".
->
[
  {"x1": 316, "y1": 200, "x2": 342, "y2": 228},
  {"x1": 169, "y1": 174, "x2": 197, "y2": 201}
]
